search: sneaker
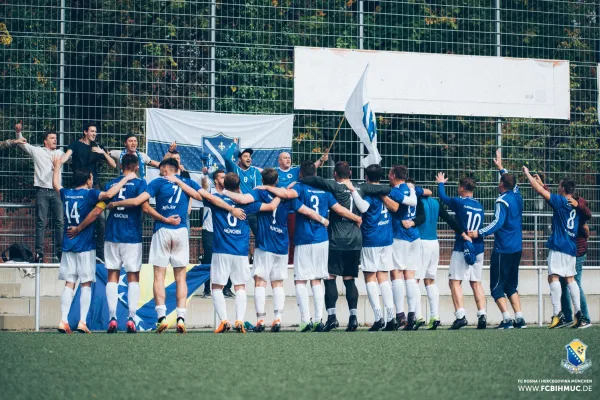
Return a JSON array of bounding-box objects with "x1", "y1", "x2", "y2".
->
[
  {"x1": 255, "y1": 319, "x2": 265, "y2": 333},
  {"x1": 234, "y1": 320, "x2": 246, "y2": 333},
  {"x1": 368, "y1": 319, "x2": 385, "y2": 331},
  {"x1": 578, "y1": 319, "x2": 591, "y2": 329},
  {"x1": 513, "y1": 318, "x2": 527, "y2": 329},
  {"x1": 495, "y1": 319, "x2": 514, "y2": 329},
  {"x1": 345, "y1": 315, "x2": 359, "y2": 332},
  {"x1": 449, "y1": 317, "x2": 468, "y2": 330},
  {"x1": 202, "y1": 289, "x2": 211, "y2": 298},
  {"x1": 126, "y1": 318, "x2": 137, "y2": 333},
  {"x1": 412, "y1": 317, "x2": 426, "y2": 331},
  {"x1": 176, "y1": 317, "x2": 187, "y2": 334},
  {"x1": 57, "y1": 320, "x2": 72, "y2": 334},
  {"x1": 396, "y1": 312, "x2": 407, "y2": 330},
  {"x1": 298, "y1": 320, "x2": 314, "y2": 332},
  {"x1": 313, "y1": 320, "x2": 325, "y2": 332},
  {"x1": 107, "y1": 318, "x2": 118, "y2": 334},
  {"x1": 156, "y1": 317, "x2": 169, "y2": 334},
  {"x1": 382, "y1": 318, "x2": 399, "y2": 331},
  {"x1": 35, "y1": 252, "x2": 44, "y2": 263},
  {"x1": 214, "y1": 320, "x2": 231, "y2": 334},
  {"x1": 322, "y1": 316, "x2": 339, "y2": 332},
  {"x1": 76, "y1": 321, "x2": 91, "y2": 334},
  {"x1": 548, "y1": 312, "x2": 566, "y2": 329},
  {"x1": 271, "y1": 319, "x2": 281, "y2": 332},
  {"x1": 427, "y1": 317, "x2": 441, "y2": 330},
  {"x1": 571, "y1": 311, "x2": 582, "y2": 329},
  {"x1": 404, "y1": 312, "x2": 416, "y2": 331},
  {"x1": 223, "y1": 287, "x2": 235, "y2": 298},
  {"x1": 477, "y1": 314, "x2": 487, "y2": 329}
]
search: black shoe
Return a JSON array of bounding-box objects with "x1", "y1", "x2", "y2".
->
[
  {"x1": 396, "y1": 312, "x2": 407, "y2": 330},
  {"x1": 322, "y1": 316, "x2": 339, "y2": 332},
  {"x1": 271, "y1": 321, "x2": 281, "y2": 332},
  {"x1": 495, "y1": 319, "x2": 514, "y2": 329},
  {"x1": 223, "y1": 287, "x2": 235, "y2": 298},
  {"x1": 557, "y1": 317, "x2": 573, "y2": 329},
  {"x1": 254, "y1": 321, "x2": 265, "y2": 332},
  {"x1": 578, "y1": 318, "x2": 592, "y2": 329},
  {"x1": 313, "y1": 320, "x2": 325, "y2": 332},
  {"x1": 382, "y1": 318, "x2": 399, "y2": 331},
  {"x1": 571, "y1": 311, "x2": 582, "y2": 329},
  {"x1": 477, "y1": 314, "x2": 487, "y2": 329},
  {"x1": 202, "y1": 289, "x2": 211, "y2": 298},
  {"x1": 345, "y1": 315, "x2": 358, "y2": 332},
  {"x1": 35, "y1": 252, "x2": 44, "y2": 263},
  {"x1": 513, "y1": 318, "x2": 527, "y2": 329},
  {"x1": 368, "y1": 319, "x2": 385, "y2": 331},
  {"x1": 403, "y1": 312, "x2": 416, "y2": 331},
  {"x1": 449, "y1": 317, "x2": 468, "y2": 330}
]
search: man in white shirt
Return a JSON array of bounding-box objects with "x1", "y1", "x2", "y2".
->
[
  {"x1": 15, "y1": 122, "x2": 65, "y2": 261},
  {"x1": 109, "y1": 133, "x2": 160, "y2": 178}
]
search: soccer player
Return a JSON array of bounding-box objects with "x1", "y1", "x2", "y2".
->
[
  {"x1": 468, "y1": 150, "x2": 526, "y2": 329},
  {"x1": 262, "y1": 160, "x2": 361, "y2": 332},
  {"x1": 522, "y1": 166, "x2": 583, "y2": 328},
  {"x1": 437, "y1": 172, "x2": 487, "y2": 330},
  {"x1": 52, "y1": 157, "x2": 136, "y2": 334},
  {"x1": 223, "y1": 168, "x2": 329, "y2": 332},
  {"x1": 108, "y1": 158, "x2": 244, "y2": 334}
]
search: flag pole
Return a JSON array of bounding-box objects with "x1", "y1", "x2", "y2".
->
[{"x1": 326, "y1": 116, "x2": 345, "y2": 154}]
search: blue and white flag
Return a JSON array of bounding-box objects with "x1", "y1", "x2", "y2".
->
[{"x1": 344, "y1": 65, "x2": 382, "y2": 168}]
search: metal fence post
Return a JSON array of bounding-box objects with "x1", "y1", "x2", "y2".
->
[
  {"x1": 35, "y1": 264, "x2": 41, "y2": 332},
  {"x1": 534, "y1": 215, "x2": 542, "y2": 327}
]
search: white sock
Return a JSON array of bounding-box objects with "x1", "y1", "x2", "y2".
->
[
  {"x1": 273, "y1": 286, "x2": 284, "y2": 321},
  {"x1": 515, "y1": 311, "x2": 523, "y2": 320},
  {"x1": 128, "y1": 282, "x2": 140, "y2": 319},
  {"x1": 366, "y1": 281, "x2": 382, "y2": 321},
  {"x1": 155, "y1": 304, "x2": 167, "y2": 319},
  {"x1": 312, "y1": 283, "x2": 324, "y2": 321},
  {"x1": 405, "y1": 279, "x2": 420, "y2": 317},
  {"x1": 176, "y1": 307, "x2": 186, "y2": 320},
  {"x1": 106, "y1": 282, "x2": 118, "y2": 320},
  {"x1": 502, "y1": 311, "x2": 511, "y2": 321},
  {"x1": 392, "y1": 279, "x2": 405, "y2": 314},
  {"x1": 80, "y1": 286, "x2": 92, "y2": 322},
  {"x1": 379, "y1": 281, "x2": 395, "y2": 321},
  {"x1": 327, "y1": 308, "x2": 336, "y2": 316},
  {"x1": 295, "y1": 284, "x2": 310, "y2": 323},
  {"x1": 254, "y1": 286, "x2": 266, "y2": 321},
  {"x1": 567, "y1": 281, "x2": 581, "y2": 313},
  {"x1": 212, "y1": 289, "x2": 227, "y2": 321},
  {"x1": 549, "y1": 280, "x2": 561, "y2": 315},
  {"x1": 60, "y1": 286, "x2": 74, "y2": 322},
  {"x1": 477, "y1": 309, "x2": 487, "y2": 317},
  {"x1": 235, "y1": 289, "x2": 247, "y2": 322},
  {"x1": 425, "y1": 284, "x2": 439, "y2": 318},
  {"x1": 455, "y1": 307, "x2": 466, "y2": 319}
]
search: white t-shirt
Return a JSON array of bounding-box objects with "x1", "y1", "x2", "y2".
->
[
  {"x1": 19, "y1": 143, "x2": 64, "y2": 189},
  {"x1": 202, "y1": 187, "x2": 218, "y2": 232}
]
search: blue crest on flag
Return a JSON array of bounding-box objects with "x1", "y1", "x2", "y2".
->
[
  {"x1": 203, "y1": 132, "x2": 238, "y2": 171},
  {"x1": 362, "y1": 102, "x2": 377, "y2": 142}
]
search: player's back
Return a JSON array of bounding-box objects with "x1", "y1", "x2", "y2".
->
[
  {"x1": 253, "y1": 189, "x2": 291, "y2": 255},
  {"x1": 494, "y1": 190, "x2": 523, "y2": 253},
  {"x1": 547, "y1": 193, "x2": 579, "y2": 256},
  {"x1": 361, "y1": 194, "x2": 393, "y2": 247},
  {"x1": 60, "y1": 187, "x2": 101, "y2": 252},
  {"x1": 146, "y1": 175, "x2": 195, "y2": 232},
  {"x1": 418, "y1": 197, "x2": 440, "y2": 241},
  {"x1": 389, "y1": 183, "x2": 419, "y2": 241},
  {"x1": 105, "y1": 176, "x2": 146, "y2": 243},
  {"x1": 210, "y1": 193, "x2": 262, "y2": 256},
  {"x1": 450, "y1": 196, "x2": 484, "y2": 254},
  {"x1": 293, "y1": 182, "x2": 336, "y2": 246}
]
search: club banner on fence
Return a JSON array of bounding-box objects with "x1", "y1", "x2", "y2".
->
[{"x1": 68, "y1": 263, "x2": 210, "y2": 331}]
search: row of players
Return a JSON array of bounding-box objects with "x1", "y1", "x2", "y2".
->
[{"x1": 51, "y1": 149, "x2": 588, "y2": 333}]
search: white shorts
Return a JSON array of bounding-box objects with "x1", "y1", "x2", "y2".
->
[
  {"x1": 419, "y1": 240, "x2": 440, "y2": 280},
  {"x1": 252, "y1": 249, "x2": 288, "y2": 282},
  {"x1": 149, "y1": 228, "x2": 189, "y2": 268},
  {"x1": 391, "y1": 239, "x2": 422, "y2": 271},
  {"x1": 294, "y1": 241, "x2": 329, "y2": 281},
  {"x1": 547, "y1": 250, "x2": 576, "y2": 277},
  {"x1": 211, "y1": 253, "x2": 251, "y2": 285},
  {"x1": 361, "y1": 246, "x2": 392, "y2": 273},
  {"x1": 104, "y1": 242, "x2": 142, "y2": 273},
  {"x1": 449, "y1": 251, "x2": 483, "y2": 282},
  {"x1": 59, "y1": 250, "x2": 96, "y2": 283}
]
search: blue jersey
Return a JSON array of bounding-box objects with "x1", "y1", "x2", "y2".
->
[
  {"x1": 277, "y1": 167, "x2": 299, "y2": 189},
  {"x1": 145, "y1": 175, "x2": 200, "y2": 232},
  {"x1": 292, "y1": 182, "x2": 337, "y2": 246},
  {"x1": 208, "y1": 194, "x2": 262, "y2": 256},
  {"x1": 224, "y1": 144, "x2": 262, "y2": 194},
  {"x1": 105, "y1": 176, "x2": 147, "y2": 244},
  {"x1": 388, "y1": 184, "x2": 423, "y2": 242},
  {"x1": 361, "y1": 194, "x2": 393, "y2": 247},
  {"x1": 418, "y1": 197, "x2": 440, "y2": 241},
  {"x1": 438, "y1": 183, "x2": 484, "y2": 255},
  {"x1": 60, "y1": 187, "x2": 102, "y2": 253},
  {"x1": 479, "y1": 190, "x2": 523, "y2": 253},
  {"x1": 547, "y1": 194, "x2": 579, "y2": 257},
  {"x1": 251, "y1": 189, "x2": 293, "y2": 255}
]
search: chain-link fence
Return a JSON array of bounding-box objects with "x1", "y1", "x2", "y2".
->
[{"x1": 1, "y1": 1, "x2": 599, "y2": 262}]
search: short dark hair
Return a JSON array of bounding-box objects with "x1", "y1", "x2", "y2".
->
[
  {"x1": 365, "y1": 164, "x2": 383, "y2": 182},
  {"x1": 43, "y1": 131, "x2": 56, "y2": 141},
  {"x1": 213, "y1": 169, "x2": 225, "y2": 180},
  {"x1": 124, "y1": 133, "x2": 136, "y2": 142},
  {"x1": 261, "y1": 168, "x2": 279, "y2": 186},
  {"x1": 121, "y1": 154, "x2": 139, "y2": 172},
  {"x1": 83, "y1": 122, "x2": 96, "y2": 133},
  {"x1": 224, "y1": 172, "x2": 240, "y2": 191},
  {"x1": 459, "y1": 177, "x2": 476, "y2": 192},
  {"x1": 560, "y1": 177, "x2": 576, "y2": 195},
  {"x1": 500, "y1": 173, "x2": 515, "y2": 191},
  {"x1": 334, "y1": 161, "x2": 351, "y2": 179},
  {"x1": 73, "y1": 169, "x2": 92, "y2": 187},
  {"x1": 407, "y1": 178, "x2": 416, "y2": 185},
  {"x1": 159, "y1": 158, "x2": 179, "y2": 171},
  {"x1": 169, "y1": 149, "x2": 180, "y2": 155},
  {"x1": 390, "y1": 165, "x2": 408, "y2": 181},
  {"x1": 300, "y1": 160, "x2": 316, "y2": 177}
]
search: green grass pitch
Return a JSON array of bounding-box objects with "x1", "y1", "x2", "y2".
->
[{"x1": 0, "y1": 327, "x2": 597, "y2": 400}]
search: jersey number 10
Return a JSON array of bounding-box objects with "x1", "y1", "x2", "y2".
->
[{"x1": 466, "y1": 211, "x2": 482, "y2": 232}]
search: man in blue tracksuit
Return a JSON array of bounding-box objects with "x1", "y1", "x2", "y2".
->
[{"x1": 468, "y1": 150, "x2": 526, "y2": 329}]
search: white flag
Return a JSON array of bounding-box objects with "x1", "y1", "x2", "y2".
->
[{"x1": 344, "y1": 65, "x2": 382, "y2": 168}]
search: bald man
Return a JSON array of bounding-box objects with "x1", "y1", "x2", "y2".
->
[{"x1": 277, "y1": 151, "x2": 328, "y2": 264}]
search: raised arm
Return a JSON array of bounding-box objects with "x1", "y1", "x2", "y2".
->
[
  {"x1": 98, "y1": 172, "x2": 137, "y2": 201},
  {"x1": 52, "y1": 156, "x2": 63, "y2": 193},
  {"x1": 331, "y1": 203, "x2": 362, "y2": 226},
  {"x1": 222, "y1": 189, "x2": 256, "y2": 204},
  {"x1": 224, "y1": 141, "x2": 238, "y2": 173},
  {"x1": 141, "y1": 201, "x2": 181, "y2": 226},
  {"x1": 297, "y1": 204, "x2": 329, "y2": 227},
  {"x1": 436, "y1": 172, "x2": 452, "y2": 206},
  {"x1": 92, "y1": 146, "x2": 117, "y2": 169},
  {"x1": 66, "y1": 203, "x2": 106, "y2": 238},
  {"x1": 60, "y1": 148, "x2": 72, "y2": 164},
  {"x1": 313, "y1": 152, "x2": 329, "y2": 169},
  {"x1": 522, "y1": 166, "x2": 550, "y2": 201}
]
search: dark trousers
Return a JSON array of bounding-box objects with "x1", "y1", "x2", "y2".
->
[
  {"x1": 35, "y1": 188, "x2": 64, "y2": 256},
  {"x1": 287, "y1": 213, "x2": 296, "y2": 265},
  {"x1": 490, "y1": 250, "x2": 522, "y2": 301}
]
